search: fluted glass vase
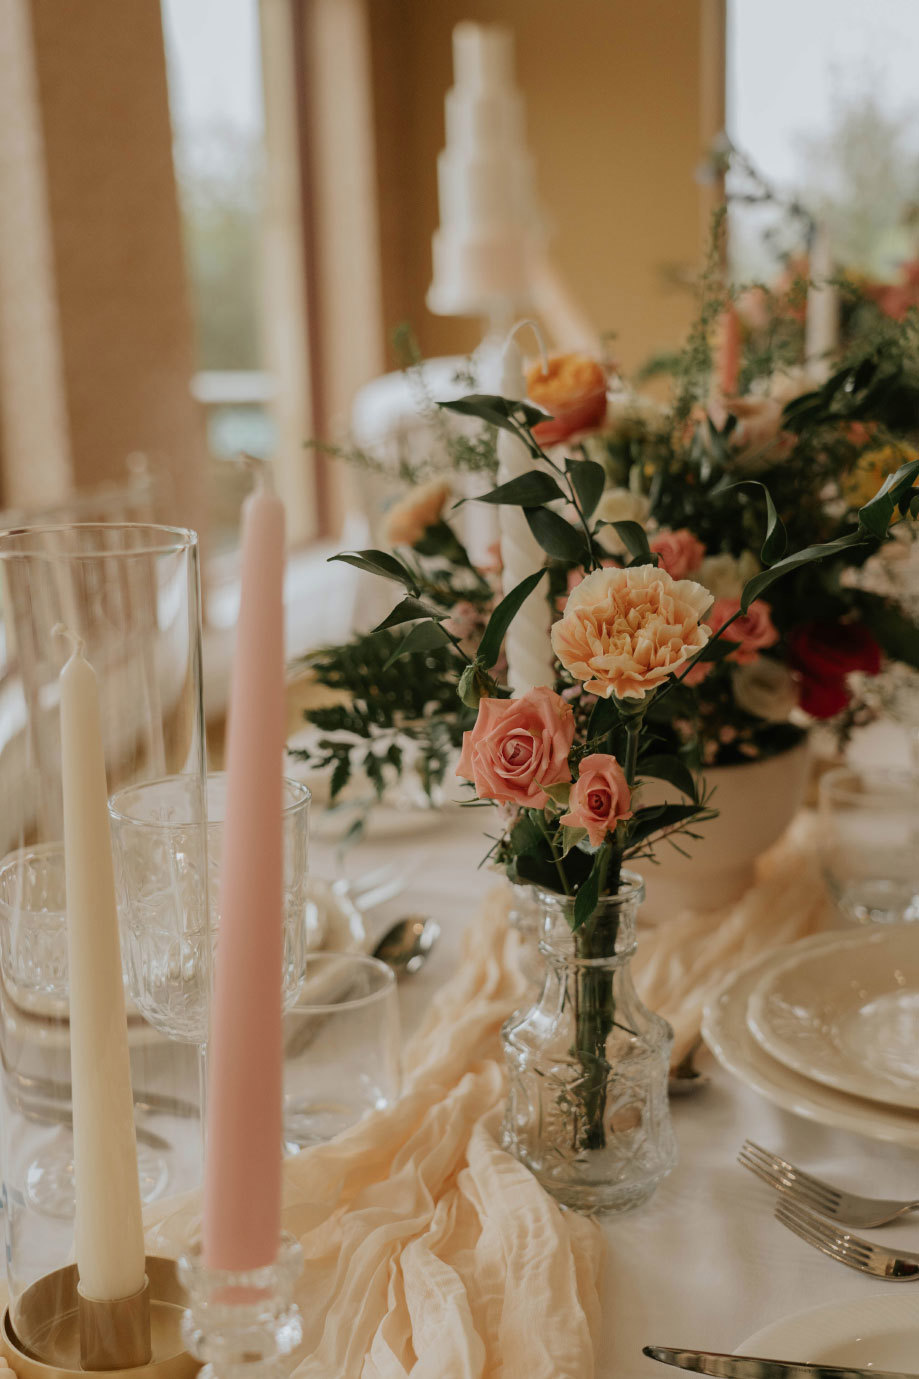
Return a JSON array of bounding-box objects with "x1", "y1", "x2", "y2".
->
[{"x1": 501, "y1": 872, "x2": 676, "y2": 1214}]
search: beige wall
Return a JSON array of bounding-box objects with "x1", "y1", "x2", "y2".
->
[
  {"x1": 368, "y1": 0, "x2": 724, "y2": 375},
  {"x1": 0, "y1": 0, "x2": 208, "y2": 537}
]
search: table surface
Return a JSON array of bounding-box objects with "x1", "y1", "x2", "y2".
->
[{"x1": 313, "y1": 779, "x2": 918, "y2": 1379}]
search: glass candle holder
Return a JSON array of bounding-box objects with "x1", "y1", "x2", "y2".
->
[
  {"x1": 0, "y1": 524, "x2": 207, "y2": 1350},
  {"x1": 179, "y1": 1234, "x2": 303, "y2": 1379}
]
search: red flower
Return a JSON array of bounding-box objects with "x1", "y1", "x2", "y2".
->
[{"x1": 788, "y1": 621, "x2": 882, "y2": 719}]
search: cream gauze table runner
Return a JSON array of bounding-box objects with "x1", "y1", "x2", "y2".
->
[{"x1": 145, "y1": 813, "x2": 833, "y2": 1379}]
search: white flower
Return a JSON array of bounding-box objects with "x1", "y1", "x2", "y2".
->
[
  {"x1": 594, "y1": 488, "x2": 651, "y2": 554},
  {"x1": 694, "y1": 550, "x2": 760, "y2": 600},
  {"x1": 731, "y1": 659, "x2": 799, "y2": 722}
]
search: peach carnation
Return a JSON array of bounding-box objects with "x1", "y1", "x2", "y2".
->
[
  {"x1": 708, "y1": 597, "x2": 778, "y2": 664},
  {"x1": 525, "y1": 352, "x2": 607, "y2": 444},
  {"x1": 456, "y1": 687, "x2": 574, "y2": 808},
  {"x1": 650, "y1": 528, "x2": 706, "y2": 580},
  {"x1": 560, "y1": 753, "x2": 632, "y2": 847},
  {"x1": 384, "y1": 479, "x2": 451, "y2": 547},
  {"x1": 551, "y1": 565, "x2": 713, "y2": 700}
]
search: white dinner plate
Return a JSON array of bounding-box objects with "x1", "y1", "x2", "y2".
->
[
  {"x1": 701, "y1": 933, "x2": 919, "y2": 1146},
  {"x1": 738, "y1": 1293, "x2": 919, "y2": 1367},
  {"x1": 747, "y1": 925, "x2": 919, "y2": 1110}
]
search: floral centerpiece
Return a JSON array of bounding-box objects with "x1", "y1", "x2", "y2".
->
[{"x1": 328, "y1": 387, "x2": 919, "y2": 1208}]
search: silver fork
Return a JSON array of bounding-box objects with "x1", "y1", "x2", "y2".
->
[
  {"x1": 738, "y1": 1139, "x2": 919, "y2": 1228},
  {"x1": 775, "y1": 1198, "x2": 919, "y2": 1280}
]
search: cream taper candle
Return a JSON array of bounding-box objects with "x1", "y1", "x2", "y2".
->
[
  {"x1": 59, "y1": 632, "x2": 147, "y2": 1303},
  {"x1": 806, "y1": 223, "x2": 839, "y2": 378},
  {"x1": 203, "y1": 476, "x2": 286, "y2": 1272},
  {"x1": 498, "y1": 338, "x2": 551, "y2": 694}
]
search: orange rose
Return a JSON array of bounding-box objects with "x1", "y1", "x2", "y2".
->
[
  {"x1": 383, "y1": 479, "x2": 452, "y2": 547},
  {"x1": 525, "y1": 353, "x2": 607, "y2": 444}
]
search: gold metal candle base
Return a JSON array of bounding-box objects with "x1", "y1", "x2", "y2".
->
[
  {"x1": 1, "y1": 1257, "x2": 199, "y2": 1379},
  {"x1": 78, "y1": 1279, "x2": 151, "y2": 1371}
]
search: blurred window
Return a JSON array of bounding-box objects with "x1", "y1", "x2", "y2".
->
[
  {"x1": 727, "y1": 0, "x2": 919, "y2": 279},
  {"x1": 161, "y1": 0, "x2": 278, "y2": 552}
]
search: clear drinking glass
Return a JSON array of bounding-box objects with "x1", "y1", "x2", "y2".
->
[
  {"x1": 0, "y1": 523, "x2": 206, "y2": 1322},
  {"x1": 819, "y1": 767, "x2": 919, "y2": 924},
  {"x1": 109, "y1": 772, "x2": 311, "y2": 1045},
  {"x1": 283, "y1": 953, "x2": 400, "y2": 1149}
]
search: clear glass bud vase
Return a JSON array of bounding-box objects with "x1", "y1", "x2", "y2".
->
[{"x1": 501, "y1": 872, "x2": 676, "y2": 1214}]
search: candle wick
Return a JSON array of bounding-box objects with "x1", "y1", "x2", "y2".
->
[
  {"x1": 53, "y1": 622, "x2": 86, "y2": 659},
  {"x1": 240, "y1": 452, "x2": 275, "y2": 496},
  {"x1": 503, "y1": 319, "x2": 550, "y2": 378}
]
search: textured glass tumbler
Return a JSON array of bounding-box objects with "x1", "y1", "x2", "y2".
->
[
  {"x1": 0, "y1": 523, "x2": 206, "y2": 1320},
  {"x1": 819, "y1": 767, "x2": 919, "y2": 925},
  {"x1": 283, "y1": 953, "x2": 400, "y2": 1149},
  {"x1": 110, "y1": 773, "x2": 311, "y2": 1044}
]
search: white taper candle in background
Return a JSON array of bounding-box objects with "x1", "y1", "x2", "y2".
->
[
  {"x1": 806, "y1": 222, "x2": 839, "y2": 378},
  {"x1": 60, "y1": 633, "x2": 146, "y2": 1302},
  {"x1": 498, "y1": 337, "x2": 552, "y2": 694}
]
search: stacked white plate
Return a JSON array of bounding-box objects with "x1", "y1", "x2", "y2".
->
[{"x1": 702, "y1": 924, "x2": 919, "y2": 1145}]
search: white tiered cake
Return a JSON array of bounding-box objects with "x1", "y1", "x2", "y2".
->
[{"x1": 427, "y1": 23, "x2": 541, "y2": 319}]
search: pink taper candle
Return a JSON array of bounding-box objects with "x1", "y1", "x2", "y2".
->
[
  {"x1": 715, "y1": 304, "x2": 741, "y2": 397},
  {"x1": 203, "y1": 477, "x2": 286, "y2": 1271}
]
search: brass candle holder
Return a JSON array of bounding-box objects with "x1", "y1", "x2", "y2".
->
[{"x1": 1, "y1": 1256, "x2": 200, "y2": 1379}]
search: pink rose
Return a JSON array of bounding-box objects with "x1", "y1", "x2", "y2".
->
[
  {"x1": 560, "y1": 753, "x2": 632, "y2": 847},
  {"x1": 456, "y1": 687, "x2": 575, "y2": 808},
  {"x1": 650, "y1": 528, "x2": 706, "y2": 580},
  {"x1": 681, "y1": 659, "x2": 713, "y2": 686},
  {"x1": 708, "y1": 597, "x2": 778, "y2": 664},
  {"x1": 551, "y1": 564, "x2": 713, "y2": 700}
]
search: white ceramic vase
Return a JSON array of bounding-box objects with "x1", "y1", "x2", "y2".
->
[{"x1": 640, "y1": 738, "x2": 811, "y2": 923}]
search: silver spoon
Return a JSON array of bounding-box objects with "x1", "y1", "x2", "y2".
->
[{"x1": 373, "y1": 916, "x2": 440, "y2": 976}]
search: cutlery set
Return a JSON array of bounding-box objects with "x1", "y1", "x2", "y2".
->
[{"x1": 645, "y1": 1139, "x2": 919, "y2": 1378}]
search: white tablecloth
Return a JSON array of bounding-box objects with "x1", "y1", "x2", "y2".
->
[{"x1": 315, "y1": 790, "x2": 918, "y2": 1379}]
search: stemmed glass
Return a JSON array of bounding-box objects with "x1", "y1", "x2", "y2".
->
[{"x1": 109, "y1": 772, "x2": 311, "y2": 1111}]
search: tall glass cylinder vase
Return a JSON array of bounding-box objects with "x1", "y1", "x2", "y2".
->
[
  {"x1": 0, "y1": 524, "x2": 207, "y2": 1346},
  {"x1": 501, "y1": 873, "x2": 676, "y2": 1214}
]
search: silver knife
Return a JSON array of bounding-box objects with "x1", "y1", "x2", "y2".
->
[{"x1": 643, "y1": 1345, "x2": 917, "y2": 1379}]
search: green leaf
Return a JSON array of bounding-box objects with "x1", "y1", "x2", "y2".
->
[
  {"x1": 587, "y1": 695, "x2": 622, "y2": 741},
  {"x1": 638, "y1": 754, "x2": 698, "y2": 802},
  {"x1": 541, "y1": 781, "x2": 572, "y2": 807},
  {"x1": 383, "y1": 620, "x2": 451, "y2": 670},
  {"x1": 738, "y1": 531, "x2": 869, "y2": 612},
  {"x1": 573, "y1": 846, "x2": 606, "y2": 931},
  {"x1": 694, "y1": 636, "x2": 735, "y2": 664},
  {"x1": 625, "y1": 803, "x2": 706, "y2": 848},
  {"x1": 329, "y1": 756, "x2": 351, "y2": 800},
  {"x1": 439, "y1": 393, "x2": 549, "y2": 439},
  {"x1": 525, "y1": 506, "x2": 590, "y2": 563},
  {"x1": 477, "y1": 569, "x2": 546, "y2": 668},
  {"x1": 329, "y1": 550, "x2": 418, "y2": 590},
  {"x1": 510, "y1": 811, "x2": 545, "y2": 858},
  {"x1": 717, "y1": 479, "x2": 788, "y2": 564},
  {"x1": 857, "y1": 459, "x2": 919, "y2": 539},
  {"x1": 472, "y1": 470, "x2": 565, "y2": 508},
  {"x1": 566, "y1": 458, "x2": 606, "y2": 519},
  {"x1": 599, "y1": 520, "x2": 651, "y2": 561},
  {"x1": 371, "y1": 596, "x2": 443, "y2": 633},
  {"x1": 852, "y1": 591, "x2": 919, "y2": 670},
  {"x1": 560, "y1": 824, "x2": 587, "y2": 855}
]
